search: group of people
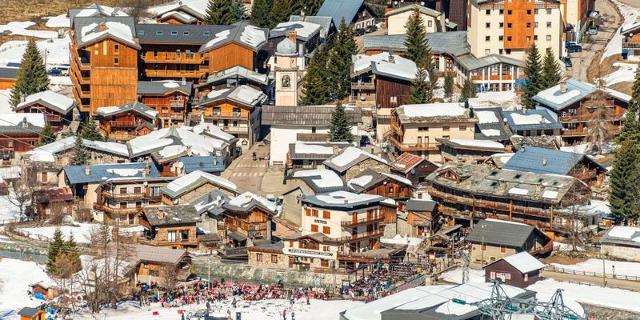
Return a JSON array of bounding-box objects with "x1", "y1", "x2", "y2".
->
[{"x1": 341, "y1": 262, "x2": 423, "y2": 301}]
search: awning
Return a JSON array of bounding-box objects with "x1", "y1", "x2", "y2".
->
[{"x1": 227, "y1": 231, "x2": 247, "y2": 242}]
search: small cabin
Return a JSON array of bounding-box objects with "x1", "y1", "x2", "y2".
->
[{"x1": 484, "y1": 251, "x2": 545, "y2": 288}]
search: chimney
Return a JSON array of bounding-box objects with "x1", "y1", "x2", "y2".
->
[
  {"x1": 84, "y1": 165, "x2": 91, "y2": 175},
  {"x1": 559, "y1": 80, "x2": 568, "y2": 94},
  {"x1": 186, "y1": 145, "x2": 192, "y2": 156},
  {"x1": 387, "y1": 55, "x2": 395, "y2": 63},
  {"x1": 143, "y1": 157, "x2": 150, "y2": 178},
  {"x1": 288, "y1": 31, "x2": 297, "y2": 44},
  {"x1": 98, "y1": 22, "x2": 107, "y2": 32}
]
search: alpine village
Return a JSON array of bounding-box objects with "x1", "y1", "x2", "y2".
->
[{"x1": 2, "y1": 0, "x2": 640, "y2": 318}]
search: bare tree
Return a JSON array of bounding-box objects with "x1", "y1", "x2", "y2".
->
[
  {"x1": 7, "y1": 165, "x2": 37, "y2": 221},
  {"x1": 586, "y1": 68, "x2": 615, "y2": 154},
  {"x1": 53, "y1": 253, "x2": 81, "y2": 315},
  {"x1": 160, "y1": 263, "x2": 179, "y2": 290}
]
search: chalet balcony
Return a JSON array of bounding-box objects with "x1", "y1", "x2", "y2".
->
[
  {"x1": 70, "y1": 44, "x2": 91, "y2": 70},
  {"x1": 191, "y1": 110, "x2": 244, "y2": 119},
  {"x1": 109, "y1": 120, "x2": 137, "y2": 128},
  {"x1": 101, "y1": 191, "x2": 146, "y2": 201},
  {"x1": 169, "y1": 99, "x2": 186, "y2": 108},
  {"x1": 109, "y1": 132, "x2": 137, "y2": 141},
  {"x1": 388, "y1": 135, "x2": 438, "y2": 152},
  {"x1": 93, "y1": 203, "x2": 142, "y2": 215},
  {"x1": 471, "y1": 74, "x2": 513, "y2": 81},
  {"x1": 351, "y1": 82, "x2": 375, "y2": 90},
  {"x1": 145, "y1": 69, "x2": 205, "y2": 79},
  {"x1": 159, "y1": 113, "x2": 184, "y2": 120},
  {"x1": 427, "y1": 186, "x2": 551, "y2": 219},
  {"x1": 623, "y1": 41, "x2": 640, "y2": 48},
  {"x1": 562, "y1": 128, "x2": 587, "y2": 137},
  {"x1": 247, "y1": 223, "x2": 267, "y2": 231},
  {"x1": 334, "y1": 229, "x2": 384, "y2": 243},
  {"x1": 71, "y1": 80, "x2": 90, "y2": 99},
  {"x1": 140, "y1": 238, "x2": 199, "y2": 247},
  {"x1": 142, "y1": 52, "x2": 205, "y2": 64},
  {"x1": 70, "y1": 61, "x2": 90, "y2": 84},
  {"x1": 341, "y1": 215, "x2": 384, "y2": 227}
]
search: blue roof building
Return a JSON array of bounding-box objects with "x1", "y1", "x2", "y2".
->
[
  {"x1": 63, "y1": 162, "x2": 160, "y2": 185},
  {"x1": 503, "y1": 109, "x2": 563, "y2": 136},
  {"x1": 504, "y1": 146, "x2": 606, "y2": 183},
  {"x1": 178, "y1": 156, "x2": 225, "y2": 174},
  {"x1": 317, "y1": 0, "x2": 372, "y2": 28}
]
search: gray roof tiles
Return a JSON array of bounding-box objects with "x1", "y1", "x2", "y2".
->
[
  {"x1": 261, "y1": 105, "x2": 362, "y2": 126},
  {"x1": 363, "y1": 32, "x2": 469, "y2": 57},
  {"x1": 137, "y1": 81, "x2": 193, "y2": 96},
  {"x1": 63, "y1": 162, "x2": 161, "y2": 185},
  {"x1": 466, "y1": 219, "x2": 546, "y2": 248},
  {"x1": 135, "y1": 24, "x2": 233, "y2": 45},
  {"x1": 503, "y1": 109, "x2": 563, "y2": 132},
  {"x1": 503, "y1": 145, "x2": 604, "y2": 175},
  {"x1": 0, "y1": 67, "x2": 19, "y2": 80},
  {"x1": 143, "y1": 205, "x2": 200, "y2": 226},
  {"x1": 317, "y1": 0, "x2": 366, "y2": 26}
]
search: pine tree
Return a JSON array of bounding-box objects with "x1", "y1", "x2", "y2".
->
[
  {"x1": 523, "y1": 43, "x2": 543, "y2": 109},
  {"x1": 10, "y1": 39, "x2": 49, "y2": 106},
  {"x1": 289, "y1": 0, "x2": 323, "y2": 16},
  {"x1": 404, "y1": 7, "x2": 428, "y2": 67},
  {"x1": 250, "y1": 0, "x2": 273, "y2": 28},
  {"x1": 540, "y1": 48, "x2": 562, "y2": 90},
  {"x1": 300, "y1": 44, "x2": 331, "y2": 105},
  {"x1": 444, "y1": 72, "x2": 454, "y2": 99},
  {"x1": 610, "y1": 139, "x2": 640, "y2": 222},
  {"x1": 631, "y1": 67, "x2": 640, "y2": 111},
  {"x1": 269, "y1": 0, "x2": 291, "y2": 29},
  {"x1": 205, "y1": 0, "x2": 242, "y2": 25},
  {"x1": 47, "y1": 228, "x2": 65, "y2": 273},
  {"x1": 80, "y1": 119, "x2": 103, "y2": 141},
  {"x1": 71, "y1": 137, "x2": 88, "y2": 165},
  {"x1": 60, "y1": 234, "x2": 81, "y2": 272},
  {"x1": 327, "y1": 19, "x2": 357, "y2": 100},
  {"x1": 37, "y1": 125, "x2": 55, "y2": 146},
  {"x1": 459, "y1": 79, "x2": 477, "y2": 102},
  {"x1": 329, "y1": 104, "x2": 353, "y2": 142},
  {"x1": 409, "y1": 68, "x2": 432, "y2": 104}
]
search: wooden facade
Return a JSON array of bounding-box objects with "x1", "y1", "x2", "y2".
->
[
  {"x1": 16, "y1": 102, "x2": 72, "y2": 131},
  {"x1": 206, "y1": 43, "x2": 257, "y2": 73},
  {"x1": 503, "y1": 0, "x2": 536, "y2": 50},
  {"x1": 551, "y1": 96, "x2": 627, "y2": 144},
  {"x1": 376, "y1": 75, "x2": 412, "y2": 109},
  {"x1": 362, "y1": 179, "x2": 412, "y2": 200},
  {"x1": 484, "y1": 258, "x2": 542, "y2": 288},
  {"x1": 0, "y1": 78, "x2": 16, "y2": 90},
  {"x1": 97, "y1": 112, "x2": 157, "y2": 142},
  {"x1": 191, "y1": 100, "x2": 259, "y2": 145},
  {"x1": 224, "y1": 207, "x2": 272, "y2": 244},
  {"x1": 139, "y1": 93, "x2": 189, "y2": 127},
  {"x1": 140, "y1": 44, "x2": 207, "y2": 80}
]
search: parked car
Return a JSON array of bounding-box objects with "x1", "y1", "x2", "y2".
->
[
  {"x1": 49, "y1": 65, "x2": 69, "y2": 76},
  {"x1": 587, "y1": 28, "x2": 599, "y2": 35},
  {"x1": 566, "y1": 42, "x2": 582, "y2": 53},
  {"x1": 562, "y1": 57, "x2": 572, "y2": 68},
  {"x1": 365, "y1": 25, "x2": 377, "y2": 33},
  {"x1": 355, "y1": 28, "x2": 366, "y2": 36}
]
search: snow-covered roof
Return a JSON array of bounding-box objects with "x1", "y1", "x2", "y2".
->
[
  {"x1": 162, "y1": 170, "x2": 237, "y2": 198},
  {"x1": 195, "y1": 84, "x2": 266, "y2": 108},
  {"x1": 15, "y1": 90, "x2": 75, "y2": 114},
  {"x1": 352, "y1": 52, "x2": 419, "y2": 82},
  {"x1": 533, "y1": 80, "x2": 595, "y2": 111},
  {"x1": 204, "y1": 66, "x2": 269, "y2": 86},
  {"x1": 501, "y1": 251, "x2": 545, "y2": 273},
  {"x1": 31, "y1": 136, "x2": 129, "y2": 161},
  {"x1": 395, "y1": 103, "x2": 474, "y2": 124},
  {"x1": 63, "y1": 162, "x2": 160, "y2": 185},
  {"x1": 270, "y1": 21, "x2": 322, "y2": 41},
  {"x1": 96, "y1": 101, "x2": 158, "y2": 120},
  {"x1": 199, "y1": 22, "x2": 268, "y2": 53},
  {"x1": 149, "y1": 0, "x2": 208, "y2": 21},
  {"x1": 225, "y1": 191, "x2": 277, "y2": 214},
  {"x1": 0, "y1": 113, "x2": 45, "y2": 128},
  {"x1": 347, "y1": 169, "x2": 413, "y2": 193},
  {"x1": 127, "y1": 126, "x2": 228, "y2": 159},
  {"x1": 70, "y1": 3, "x2": 128, "y2": 21},
  {"x1": 292, "y1": 169, "x2": 345, "y2": 193},
  {"x1": 76, "y1": 17, "x2": 140, "y2": 49},
  {"x1": 323, "y1": 146, "x2": 388, "y2": 173},
  {"x1": 438, "y1": 138, "x2": 505, "y2": 151},
  {"x1": 475, "y1": 110, "x2": 500, "y2": 124},
  {"x1": 601, "y1": 226, "x2": 640, "y2": 247},
  {"x1": 294, "y1": 142, "x2": 334, "y2": 155},
  {"x1": 302, "y1": 191, "x2": 385, "y2": 209}
]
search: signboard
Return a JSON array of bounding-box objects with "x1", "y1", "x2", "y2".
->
[
  {"x1": 313, "y1": 219, "x2": 328, "y2": 225},
  {"x1": 283, "y1": 247, "x2": 337, "y2": 260}
]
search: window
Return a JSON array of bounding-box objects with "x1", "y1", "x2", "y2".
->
[
  {"x1": 322, "y1": 245, "x2": 329, "y2": 252},
  {"x1": 388, "y1": 186, "x2": 394, "y2": 194},
  {"x1": 442, "y1": 126, "x2": 450, "y2": 131},
  {"x1": 499, "y1": 22, "x2": 504, "y2": 28},
  {"x1": 156, "y1": 31, "x2": 163, "y2": 35},
  {"x1": 114, "y1": 57, "x2": 119, "y2": 65},
  {"x1": 527, "y1": 9, "x2": 531, "y2": 15},
  {"x1": 256, "y1": 253, "x2": 263, "y2": 262},
  {"x1": 134, "y1": 187, "x2": 141, "y2": 193},
  {"x1": 168, "y1": 231, "x2": 177, "y2": 242},
  {"x1": 485, "y1": 36, "x2": 490, "y2": 41},
  {"x1": 534, "y1": 35, "x2": 538, "y2": 40},
  {"x1": 505, "y1": 49, "x2": 511, "y2": 54},
  {"x1": 322, "y1": 226, "x2": 331, "y2": 234},
  {"x1": 507, "y1": 10, "x2": 512, "y2": 15},
  {"x1": 507, "y1": 36, "x2": 512, "y2": 41},
  {"x1": 323, "y1": 211, "x2": 331, "y2": 219},
  {"x1": 442, "y1": 135, "x2": 450, "y2": 139},
  {"x1": 459, "y1": 125, "x2": 467, "y2": 131},
  {"x1": 41, "y1": 172, "x2": 48, "y2": 183},
  {"x1": 183, "y1": 31, "x2": 190, "y2": 35},
  {"x1": 546, "y1": 8, "x2": 552, "y2": 14},
  {"x1": 526, "y1": 22, "x2": 531, "y2": 28},
  {"x1": 535, "y1": 9, "x2": 539, "y2": 14},
  {"x1": 501, "y1": 246, "x2": 506, "y2": 253},
  {"x1": 547, "y1": 22, "x2": 552, "y2": 28},
  {"x1": 320, "y1": 259, "x2": 329, "y2": 267},
  {"x1": 485, "y1": 9, "x2": 491, "y2": 15},
  {"x1": 418, "y1": 127, "x2": 429, "y2": 131},
  {"x1": 485, "y1": 49, "x2": 491, "y2": 55},
  {"x1": 180, "y1": 230, "x2": 189, "y2": 241},
  {"x1": 499, "y1": 35, "x2": 504, "y2": 41},
  {"x1": 499, "y1": 9, "x2": 504, "y2": 14},
  {"x1": 428, "y1": 20, "x2": 433, "y2": 27},
  {"x1": 305, "y1": 208, "x2": 311, "y2": 216},
  {"x1": 485, "y1": 22, "x2": 490, "y2": 28},
  {"x1": 312, "y1": 209, "x2": 318, "y2": 217},
  {"x1": 271, "y1": 254, "x2": 278, "y2": 263},
  {"x1": 499, "y1": 49, "x2": 503, "y2": 54},
  {"x1": 311, "y1": 224, "x2": 318, "y2": 232},
  {"x1": 114, "y1": 44, "x2": 119, "y2": 53},
  {"x1": 546, "y1": 35, "x2": 552, "y2": 41},
  {"x1": 171, "y1": 31, "x2": 178, "y2": 35},
  {"x1": 281, "y1": 75, "x2": 291, "y2": 88},
  {"x1": 507, "y1": 23, "x2": 512, "y2": 28},
  {"x1": 119, "y1": 187, "x2": 127, "y2": 194},
  {"x1": 213, "y1": 107, "x2": 221, "y2": 115}
]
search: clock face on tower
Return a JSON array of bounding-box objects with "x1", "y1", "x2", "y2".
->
[{"x1": 282, "y1": 75, "x2": 291, "y2": 88}]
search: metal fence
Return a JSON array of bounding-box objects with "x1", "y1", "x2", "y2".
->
[{"x1": 544, "y1": 265, "x2": 640, "y2": 281}]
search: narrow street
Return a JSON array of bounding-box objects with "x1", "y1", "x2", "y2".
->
[{"x1": 221, "y1": 142, "x2": 269, "y2": 194}]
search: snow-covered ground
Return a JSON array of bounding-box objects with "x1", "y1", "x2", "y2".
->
[
  {"x1": 440, "y1": 267, "x2": 485, "y2": 284},
  {"x1": 76, "y1": 299, "x2": 362, "y2": 320},
  {"x1": 0, "y1": 36, "x2": 71, "y2": 68},
  {"x1": 0, "y1": 259, "x2": 52, "y2": 316},
  {"x1": 17, "y1": 223, "x2": 100, "y2": 244},
  {"x1": 601, "y1": 0, "x2": 640, "y2": 62},
  {"x1": 0, "y1": 90, "x2": 11, "y2": 113},
  {"x1": 0, "y1": 194, "x2": 23, "y2": 223},
  {"x1": 603, "y1": 62, "x2": 638, "y2": 86},
  {"x1": 550, "y1": 258, "x2": 640, "y2": 278},
  {"x1": 0, "y1": 22, "x2": 58, "y2": 39},
  {"x1": 529, "y1": 279, "x2": 640, "y2": 313},
  {"x1": 44, "y1": 14, "x2": 70, "y2": 28}
]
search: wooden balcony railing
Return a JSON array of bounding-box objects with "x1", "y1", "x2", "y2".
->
[
  {"x1": 93, "y1": 203, "x2": 141, "y2": 215},
  {"x1": 109, "y1": 120, "x2": 137, "y2": 128},
  {"x1": 101, "y1": 191, "x2": 146, "y2": 201},
  {"x1": 562, "y1": 128, "x2": 587, "y2": 137},
  {"x1": 341, "y1": 215, "x2": 384, "y2": 227},
  {"x1": 142, "y1": 52, "x2": 205, "y2": 64},
  {"x1": 388, "y1": 135, "x2": 438, "y2": 152},
  {"x1": 145, "y1": 69, "x2": 205, "y2": 78},
  {"x1": 159, "y1": 113, "x2": 184, "y2": 120},
  {"x1": 623, "y1": 41, "x2": 640, "y2": 48},
  {"x1": 351, "y1": 82, "x2": 375, "y2": 90},
  {"x1": 335, "y1": 229, "x2": 384, "y2": 243},
  {"x1": 109, "y1": 132, "x2": 137, "y2": 141}
]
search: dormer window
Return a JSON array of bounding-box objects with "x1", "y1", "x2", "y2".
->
[
  {"x1": 171, "y1": 31, "x2": 178, "y2": 36},
  {"x1": 156, "y1": 31, "x2": 163, "y2": 35}
]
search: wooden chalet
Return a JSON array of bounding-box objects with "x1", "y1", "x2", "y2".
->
[
  {"x1": 0, "y1": 113, "x2": 46, "y2": 159},
  {"x1": 161, "y1": 170, "x2": 238, "y2": 205},
  {"x1": 436, "y1": 138, "x2": 507, "y2": 163},
  {"x1": 426, "y1": 162, "x2": 591, "y2": 231},
  {"x1": 96, "y1": 102, "x2": 159, "y2": 142},
  {"x1": 503, "y1": 145, "x2": 607, "y2": 187},
  {"x1": 389, "y1": 152, "x2": 439, "y2": 185},
  {"x1": 138, "y1": 205, "x2": 201, "y2": 249},
  {"x1": 94, "y1": 176, "x2": 172, "y2": 224},
  {"x1": 467, "y1": 219, "x2": 552, "y2": 266},
  {"x1": 149, "y1": 1, "x2": 208, "y2": 24},
  {"x1": 323, "y1": 146, "x2": 390, "y2": 181},
  {"x1": 69, "y1": 16, "x2": 140, "y2": 114},
  {"x1": 533, "y1": 79, "x2": 629, "y2": 145},
  {"x1": 347, "y1": 169, "x2": 413, "y2": 201},
  {"x1": 33, "y1": 187, "x2": 74, "y2": 220},
  {"x1": 351, "y1": 53, "x2": 417, "y2": 109},
  {"x1": 622, "y1": 22, "x2": 640, "y2": 61},
  {"x1": 31, "y1": 136, "x2": 130, "y2": 166},
  {"x1": 15, "y1": 90, "x2": 76, "y2": 131},
  {"x1": 401, "y1": 199, "x2": 439, "y2": 237},
  {"x1": 132, "y1": 244, "x2": 192, "y2": 286},
  {"x1": 222, "y1": 192, "x2": 277, "y2": 246},
  {"x1": 484, "y1": 251, "x2": 545, "y2": 288},
  {"x1": 317, "y1": 0, "x2": 376, "y2": 30},
  {"x1": 137, "y1": 80, "x2": 192, "y2": 127},
  {"x1": 191, "y1": 85, "x2": 266, "y2": 148}
]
